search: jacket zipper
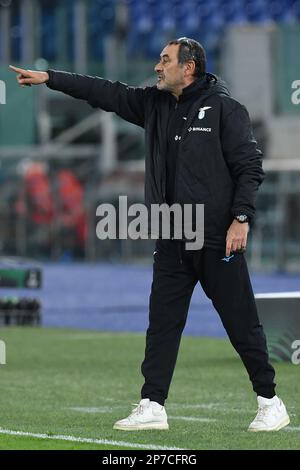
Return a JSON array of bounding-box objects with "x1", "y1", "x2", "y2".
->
[{"x1": 173, "y1": 97, "x2": 209, "y2": 202}]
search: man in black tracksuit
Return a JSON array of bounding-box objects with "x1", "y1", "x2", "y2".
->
[{"x1": 10, "y1": 38, "x2": 289, "y2": 432}]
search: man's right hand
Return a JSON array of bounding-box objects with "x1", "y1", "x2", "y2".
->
[{"x1": 9, "y1": 65, "x2": 49, "y2": 87}]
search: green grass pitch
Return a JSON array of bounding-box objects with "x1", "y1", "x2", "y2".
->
[{"x1": 0, "y1": 327, "x2": 299, "y2": 450}]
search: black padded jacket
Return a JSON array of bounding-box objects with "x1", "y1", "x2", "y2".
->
[{"x1": 47, "y1": 70, "x2": 264, "y2": 250}]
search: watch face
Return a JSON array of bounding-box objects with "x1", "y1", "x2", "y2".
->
[{"x1": 236, "y1": 215, "x2": 248, "y2": 222}]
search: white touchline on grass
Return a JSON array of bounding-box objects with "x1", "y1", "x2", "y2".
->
[
  {"x1": 169, "y1": 403, "x2": 252, "y2": 413},
  {"x1": 68, "y1": 406, "x2": 124, "y2": 413},
  {"x1": 70, "y1": 400, "x2": 274, "y2": 416},
  {"x1": 284, "y1": 426, "x2": 300, "y2": 432},
  {"x1": 169, "y1": 416, "x2": 216, "y2": 422},
  {"x1": 82, "y1": 402, "x2": 220, "y2": 409},
  {"x1": 0, "y1": 429, "x2": 184, "y2": 450},
  {"x1": 68, "y1": 406, "x2": 216, "y2": 422},
  {"x1": 68, "y1": 407, "x2": 217, "y2": 422},
  {"x1": 169, "y1": 403, "x2": 218, "y2": 410},
  {"x1": 68, "y1": 403, "x2": 249, "y2": 414}
]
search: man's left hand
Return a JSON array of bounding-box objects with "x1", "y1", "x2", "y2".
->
[{"x1": 226, "y1": 220, "x2": 249, "y2": 257}]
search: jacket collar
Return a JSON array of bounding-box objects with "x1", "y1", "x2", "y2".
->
[{"x1": 180, "y1": 75, "x2": 207, "y2": 97}]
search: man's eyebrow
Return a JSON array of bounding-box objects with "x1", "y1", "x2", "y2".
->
[{"x1": 160, "y1": 53, "x2": 170, "y2": 59}]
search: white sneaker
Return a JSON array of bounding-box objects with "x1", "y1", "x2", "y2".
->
[
  {"x1": 113, "y1": 398, "x2": 169, "y2": 431},
  {"x1": 248, "y1": 395, "x2": 290, "y2": 432}
]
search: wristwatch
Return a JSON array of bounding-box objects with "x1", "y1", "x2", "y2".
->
[{"x1": 234, "y1": 214, "x2": 249, "y2": 223}]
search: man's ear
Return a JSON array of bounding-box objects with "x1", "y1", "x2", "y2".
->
[{"x1": 184, "y1": 60, "x2": 196, "y2": 77}]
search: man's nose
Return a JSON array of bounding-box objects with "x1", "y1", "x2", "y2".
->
[{"x1": 154, "y1": 63, "x2": 162, "y2": 73}]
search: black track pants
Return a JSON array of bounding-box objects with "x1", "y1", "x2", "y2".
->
[{"x1": 141, "y1": 239, "x2": 276, "y2": 406}]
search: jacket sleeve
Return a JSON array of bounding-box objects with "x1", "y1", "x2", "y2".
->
[
  {"x1": 46, "y1": 70, "x2": 149, "y2": 128},
  {"x1": 221, "y1": 103, "x2": 265, "y2": 221}
]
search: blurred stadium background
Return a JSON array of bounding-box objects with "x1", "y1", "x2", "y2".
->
[
  {"x1": 0, "y1": 0, "x2": 300, "y2": 329},
  {"x1": 0, "y1": 0, "x2": 300, "y2": 266},
  {"x1": 0, "y1": 0, "x2": 300, "y2": 267},
  {"x1": 0, "y1": 0, "x2": 300, "y2": 450}
]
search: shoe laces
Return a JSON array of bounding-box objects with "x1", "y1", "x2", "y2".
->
[
  {"x1": 255, "y1": 404, "x2": 273, "y2": 422},
  {"x1": 130, "y1": 402, "x2": 147, "y2": 417}
]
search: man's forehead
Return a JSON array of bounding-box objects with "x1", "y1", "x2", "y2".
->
[{"x1": 160, "y1": 44, "x2": 179, "y2": 58}]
